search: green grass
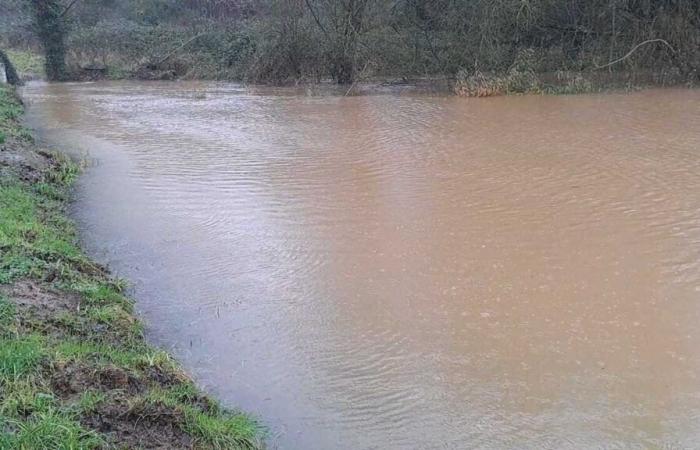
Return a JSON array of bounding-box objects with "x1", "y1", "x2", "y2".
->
[
  {"x1": 0, "y1": 89, "x2": 91, "y2": 285},
  {"x1": 70, "y1": 279, "x2": 132, "y2": 308},
  {"x1": 0, "y1": 86, "x2": 32, "y2": 143},
  {"x1": 143, "y1": 386, "x2": 261, "y2": 449},
  {"x1": 0, "y1": 84, "x2": 263, "y2": 448},
  {"x1": 0, "y1": 336, "x2": 43, "y2": 378},
  {"x1": 0, "y1": 92, "x2": 22, "y2": 122},
  {"x1": 50, "y1": 340, "x2": 182, "y2": 384},
  {"x1": 1, "y1": 409, "x2": 104, "y2": 450},
  {"x1": 184, "y1": 407, "x2": 261, "y2": 449},
  {"x1": 76, "y1": 391, "x2": 106, "y2": 414},
  {"x1": 0, "y1": 296, "x2": 15, "y2": 328},
  {"x1": 0, "y1": 181, "x2": 86, "y2": 284}
]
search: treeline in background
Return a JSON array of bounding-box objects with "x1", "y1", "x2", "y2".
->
[{"x1": 1, "y1": 0, "x2": 698, "y2": 93}]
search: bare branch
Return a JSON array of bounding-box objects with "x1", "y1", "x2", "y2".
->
[
  {"x1": 594, "y1": 38, "x2": 676, "y2": 70},
  {"x1": 58, "y1": 0, "x2": 79, "y2": 18},
  {"x1": 152, "y1": 33, "x2": 208, "y2": 67},
  {"x1": 304, "y1": 0, "x2": 331, "y2": 40}
]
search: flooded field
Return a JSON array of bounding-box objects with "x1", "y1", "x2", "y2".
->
[{"x1": 22, "y1": 82, "x2": 700, "y2": 449}]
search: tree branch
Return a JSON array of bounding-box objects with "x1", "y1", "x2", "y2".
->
[
  {"x1": 152, "y1": 33, "x2": 208, "y2": 67},
  {"x1": 304, "y1": 0, "x2": 331, "y2": 40},
  {"x1": 58, "y1": 0, "x2": 79, "y2": 18},
  {"x1": 594, "y1": 38, "x2": 675, "y2": 70}
]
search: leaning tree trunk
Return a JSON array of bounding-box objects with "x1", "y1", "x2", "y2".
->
[
  {"x1": 33, "y1": 0, "x2": 67, "y2": 81},
  {"x1": 0, "y1": 50, "x2": 21, "y2": 85}
]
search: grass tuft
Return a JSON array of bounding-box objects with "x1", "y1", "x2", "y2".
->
[
  {"x1": 76, "y1": 390, "x2": 106, "y2": 414},
  {"x1": 0, "y1": 336, "x2": 44, "y2": 378},
  {"x1": 2, "y1": 409, "x2": 103, "y2": 449},
  {"x1": 143, "y1": 386, "x2": 262, "y2": 450},
  {"x1": 0, "y1": 296, "x2": 15, "y2": 330}
]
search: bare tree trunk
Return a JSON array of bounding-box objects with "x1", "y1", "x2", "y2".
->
[{"x1": 33, "y1": 0, "x2": 67, "y2": 81}]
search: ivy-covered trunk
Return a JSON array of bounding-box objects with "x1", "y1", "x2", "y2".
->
[{"x1": 33, "y1": 0, "x2": 67, "y2": 81}]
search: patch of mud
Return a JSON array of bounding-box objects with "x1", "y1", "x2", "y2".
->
[
  {"x1": 144, "y1": 365, "x2": 190, "y2": 389},
  {"x1": 0, "y1": 137, "x2": 52, "y2": 182},
  {"x1": 0, "y1": 280, "x2": 81, "y2": 320},
  {"x1": 0, "y1": 280, "x2": 88, "y2": 336},
  {"x1": 50, "y1": 361, "x2": 142, "y2": 400},
  {"x1": 0, "y1": 280, "x2": 134, "y2": 350},
  {"x1": 84, "y1": 400, "x2": 193, "y2": 449},
  {"x1": 45, "y1": 339, "x2": 202, "y2": 449}
]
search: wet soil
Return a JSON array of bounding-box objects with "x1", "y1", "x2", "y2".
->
[{"x1": 1, "y1": 280, "x2": 208, "y2": 449}]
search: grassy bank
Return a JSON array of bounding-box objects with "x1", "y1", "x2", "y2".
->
[{"x1": 0, "y1": 85, "x2": 263, "y2": 448}]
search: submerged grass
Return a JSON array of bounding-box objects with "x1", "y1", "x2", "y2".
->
[{"x1": 0, "y1": 84, "x2": 263, "y2": 448}]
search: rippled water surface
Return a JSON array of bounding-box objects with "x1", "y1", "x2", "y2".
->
[{"x1": 22, "y1": 82, "x2": 700, "y2": 449}]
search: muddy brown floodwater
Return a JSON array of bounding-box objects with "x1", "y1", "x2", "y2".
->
[{"x1": 22, "y1": 81, "x2": 700, "y2": 449}]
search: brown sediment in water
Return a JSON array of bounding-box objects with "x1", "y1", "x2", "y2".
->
[{"x1": 21, "y1": 81, "x2": 700, "y2": 449}]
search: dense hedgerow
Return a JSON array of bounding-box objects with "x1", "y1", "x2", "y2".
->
[{"x1": 2, "y1": 0, "x2": 698, "y2": 85}]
